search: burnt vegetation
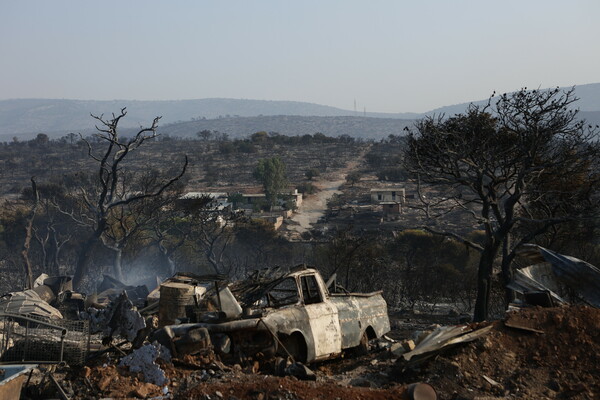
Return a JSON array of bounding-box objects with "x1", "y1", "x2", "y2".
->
[
  {"x1": 1, "y1": 88, "x2": 600, "y2": 320},
  {"x1": 0, "y1": 117, "x2": 369, "y2": 294},
  {"x1": 404, "y1": 87, "x2": 600, "y2": 320}
]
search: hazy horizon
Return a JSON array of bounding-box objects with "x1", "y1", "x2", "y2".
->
[{"x1": 2, "y1": 1, "x2": 599, "y2": 114}]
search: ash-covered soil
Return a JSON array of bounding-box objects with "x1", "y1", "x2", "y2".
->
[{"x1": 28, "y1": 305, "x2": 600, "y2": 400}]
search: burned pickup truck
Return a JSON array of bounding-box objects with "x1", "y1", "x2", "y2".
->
[{"x1": 152, "y1": 266, "x2": 390, "y2": 364}]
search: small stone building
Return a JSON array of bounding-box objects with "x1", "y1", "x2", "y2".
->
[{"x1": 370, "y1": 188, "x2": 405, "y2": 204}]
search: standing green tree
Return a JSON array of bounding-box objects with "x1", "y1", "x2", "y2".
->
[
  {"x1": 404, "y1": 88, "x2": 600, "y2": 322},
  {"x1": 253, "y1": 157, "x2": 288, "y2": 208}
]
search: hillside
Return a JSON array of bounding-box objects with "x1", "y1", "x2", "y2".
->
[
  {"x1": 155, "y1": 115, "x2": 414, "y2": 140},
  {"x1": 1, "y1": 83, "x2": 598, "y2": 140},
  {"x1": 0, "y1": 98, "x2": 416, "y2": 139},
  {"x1": 425, "y1": 82, "x2": 600, "y2": 116}
]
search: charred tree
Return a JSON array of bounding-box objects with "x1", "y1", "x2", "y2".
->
[
  {"x1": 21, "y1": 177, "x2": 39, "y2": 289},
  {"x1": 404, "y1": 87, "x2": 600, "y2": 321},
  {"x1": 60, "y1": 109, "x2": 187, "y2": 290},
  {"x1": 101, "y1": 171, "x2": 183, "y2": 281}
]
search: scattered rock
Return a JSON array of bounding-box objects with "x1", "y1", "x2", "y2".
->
[{"x1": 131, "y1": 382, "x2": 159, "y2": 398}]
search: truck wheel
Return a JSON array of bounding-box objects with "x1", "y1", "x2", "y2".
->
[{"x1": 279, "y1": 333, "x2": 307, "y2": 364}]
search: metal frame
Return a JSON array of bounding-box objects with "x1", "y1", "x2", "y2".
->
[{"x1": 0, "y1": 313, "x2": 89, "y2": 365}]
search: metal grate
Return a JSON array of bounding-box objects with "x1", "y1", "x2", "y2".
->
[{"x1": 0, "y1": 313, "x2": 90, "y2": 366}]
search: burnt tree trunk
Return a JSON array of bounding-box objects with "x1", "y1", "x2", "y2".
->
[
  {"x1": 73, "y1": 221, "x2": 106, "y2": 290},
  {"x1": 112, "y1": 247, "x2": 124, "y2": 283},
  {"x1": 473, "y1": 242, "x2": 501, "y2": 322},
  {"x1": 501, "y1": 236, "x2": 516, "y2": 309},
  {"x1": 21, "y1": 178, "x2": 39, "y2": 290}
]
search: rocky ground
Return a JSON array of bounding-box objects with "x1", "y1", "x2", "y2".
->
[{"x1": 18, "y1": 305, "x2": 600, "y2": 399}]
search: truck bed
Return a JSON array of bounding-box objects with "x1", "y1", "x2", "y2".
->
[{"x1": 329, "y1": 292, "x2": 390, "y2": 349}]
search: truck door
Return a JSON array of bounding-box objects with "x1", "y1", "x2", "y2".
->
[{"x1": 300, "y1": 274, "x2": 342, "y2": 360}]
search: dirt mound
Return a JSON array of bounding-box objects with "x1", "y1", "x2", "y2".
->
[
  {"x1": 76, "y1": 354, "x2": 408, "y2": 400},
  {"x1": 182, "y1": 375, "x2": 407, "y2": 400},
  {"x1": 395, "y1": 305, "x2": 600, "y2": 399}
]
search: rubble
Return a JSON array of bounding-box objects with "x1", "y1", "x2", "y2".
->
[
  {"x1": 513, "y1": 244, "x2": 600, "y2": 307},
  {"x1": 3, "y1": 257, "x2": 600, "y2": 399},
  {"x1": 283, "y1": 362, "x2": 316, "y2": 381},
  {"x1": 96, "y1": 274, "x2": 150, "y2": 308},
  {"x1": 2, "y1": 301, "x2": 598, "y2": 399},
  {"x1": 504, "y1": 313, "x2": 545, "y2": 334},
  {"x1": 82, "y1": 291, "x2": 146, "y2": 342},
  {"x1": 391, "y1": 305, "x2": 600, "y2": 398},
  {"x1": 0, "y1": 289, "x2": 63, "y2": 319},
  {"x1": 174, "y1": 327, "x2": 213, "y2": 356},
  {"x1": 118, "y1": 342, "x2": 171, "y2": 386},
  {"x1": 0, "y1": 274, "x2": 87, "y2": 321},
  {"x1": 397, "y1": 324, "x2": 493, "y2": 368},
  {"x1": 390, "y1": 339, "x2": 415, "y2": 356}
]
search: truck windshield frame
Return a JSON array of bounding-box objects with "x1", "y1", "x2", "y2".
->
[
  {"x1": 266, "y1": 277, "x2": 299, "y2": 307},
  {"x1": 300, "y1": 274, "x2": 323, "y2": 305}
]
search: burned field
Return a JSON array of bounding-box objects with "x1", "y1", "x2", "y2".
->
[{"x1": 1, "y1": 94, "x2": 600, "y2": 399}]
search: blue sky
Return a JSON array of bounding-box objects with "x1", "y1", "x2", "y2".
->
[{"x1": 2, "y1": 0, "x2": 599, "y2": 113}]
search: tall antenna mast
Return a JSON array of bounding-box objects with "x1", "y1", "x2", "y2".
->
[{"x1": 354, "y1": 99, "x2": 357, "y2": 115}]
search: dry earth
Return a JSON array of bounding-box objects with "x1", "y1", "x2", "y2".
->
[{"x1": 29, "y1": 305, "x2": 599, "y2": 400}]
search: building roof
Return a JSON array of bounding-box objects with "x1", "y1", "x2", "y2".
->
[
  {"x1": 242, "y1": 193, "x2": 266, "y2": 198},
  {"x1": 370, "y1": 188, "x2": 405, "y2": 193},
  {"x1": 180, "y1": 192, "x2": 229, "y2": 200}
]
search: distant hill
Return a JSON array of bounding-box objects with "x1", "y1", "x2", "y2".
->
[
  {"x1": 154, "y1": 115, "x2": 414, "y2": 140},
  {"x1": 1, "y1": 83, "x2": 598, "y2": 141},
  {"x1": 0, "y1": 98, "x2": 416, "y2": 140},
  {"x1": 424, "y1": 82, "x2": 600, "y2": 117},
  {"x1": 580, "y1": 111, "x2": 600, "y2": 128}
]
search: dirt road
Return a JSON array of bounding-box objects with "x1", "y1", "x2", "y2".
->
[
  {"x1": 287, "y1": 149, "x2": 368, "y2": 233},
  {"x1": 287, "y1": 179, "x2": 344, "y2": 233}
]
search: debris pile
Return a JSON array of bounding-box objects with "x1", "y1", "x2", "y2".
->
[
  {"x1": 511, "y1": 244, "x2": 600, "y2": 307},
  {"x1": 393, "y1": 305, "x2": 600, "y2": 399},
  {"x1": 1, "y1": 247, "x2": 599, "y2": 399},
  {"x1": 83, "y1": 292, "x2": 146, "y2": 342},
  {"x1": 119, "y1": 342, "x2": 172, "y2": 386}
]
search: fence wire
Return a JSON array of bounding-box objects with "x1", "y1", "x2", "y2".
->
[{"x1": 0, "y1": 313, "x2": 89, "y2": 365}]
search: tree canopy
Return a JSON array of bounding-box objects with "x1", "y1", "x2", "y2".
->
[
  {"x1": 253, "y1": 157, "x2": 288, "y2": 207},
  {"x1": 404, "y1": 87, "x2": 600, "y2": 321}
]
